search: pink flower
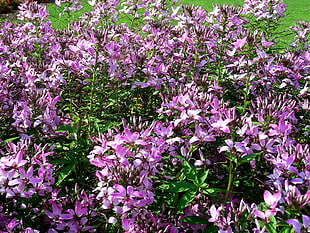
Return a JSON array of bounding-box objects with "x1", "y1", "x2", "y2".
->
[
  {"x1": 261, "y1": 36, "x2": 274, "y2": 48},
  {"x1": 189, "y1": 125, "x2": 216, "y2": 144},
  {"x1": 120, "y1": 128, "x2": 148, "y2": 146},
  {"x1": 208, "y1": 205, "x2": 220, "y2": 223},
  {"x1": 211, "y1": 118, "x2": 233, "y2": 133},
  {"x1": 122, "y1": 217, "x2": 135, "y2": 232},
  {"x1": 226, "y1": 36, "x2": 247, "y2": 56},
  {"x1": 74, "y1": 201, "x2": 88, "y2": 217},
  {"x1": 233, "y1": 36, "x2": 247, "y2": 49},
  {"x1": 264, "y1": 190, "x2": 281, "y2": 209},
  {"x1": 7, "y1": 218, "x2": 19, "y2": 230},
  {"x1": 269, "y1": 118, "x2": 292, "y2": 136}
]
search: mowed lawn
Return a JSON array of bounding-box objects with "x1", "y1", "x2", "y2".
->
[
  {"x1": 46, "y1": 0, "x2": 310, "y2": 31},
  {"x1": 181, "y1": 0, "x2": 310, "y2": 28}
]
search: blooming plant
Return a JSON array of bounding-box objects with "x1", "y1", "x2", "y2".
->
[{"x1": 0, "y1": 0, "x2": 309, "y2": 232}]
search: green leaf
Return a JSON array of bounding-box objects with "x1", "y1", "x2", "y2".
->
[
  {"x1": 200, "y1": 183, "x2": 208, "y2": 188},
  {"x1": 227, "y1": 152, "x2": 237, "y2": 164},
  {"x1": 266, "y1": 223, "x2": 277, "y2": 233},
  {"x1": 56, "y1": 164, "x2": 75, "y2": 186},
  {"x1": 244, "y1": 100, "x2": 251, "y2": 107},
  {"x1": 160, "y1": 181, "x2": 196, "y2": 192},
  {"x1": 221, "y1": 164, "x2": 229, "y2": 170},
  {"x1": 49, "y1": 159, "x2": 72, "y2": 165},
  {"x1": 153, "y1": 90, "x2": 160, "y2": 95},
  {"x1": 174, "y1": 155, "x2": 184, "y2": 160},
  {"x1": 269, "y1": 215, "x2": 277, "y2": 225},
  {"x1": 158, "y1": 192, "x2": 178, "y2": 209},
  {"x1": 279, "y1": 227, "x2": 294, "y2": 233},
  {"x1": 183, "y1": 160, "x2": 198, "y2": 184},
  {"x1": 265, "y1": 215, "x2": 277, "y2": 233},
  {"x1": 197, "y1": 169, "x2": 209, "y2": 186},
  {"x1": 55, "y1": 124, "x2": 76, "y2": 132},
  {"x1": 236, "y1": 106, "x2": 245, "y2": 113},
  {"x1": 202, "y1": 188, "x2": 228, "y2": 195},
  {"x1": 204, "y1": 225, "x2": 218, "y2": 233},
  {"x1": 0, "y1": 137, "x2": 19, "y2": 146},
  {"x1": 179, "y1": 216, "x2": 209, "y2": 225},
  {"x1": 177, "y1": 188, "x2": 198, "y2": 213},
  {"x1": 237, "y1": 153, "x2": 258, "y2": 166}
]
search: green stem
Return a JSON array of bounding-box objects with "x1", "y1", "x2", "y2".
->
[
  {"x1": 243, "y1": 75, "x2": 249, "y2": 111},
  {"x1": 116, "y1": 80, "x2": 120, "y2": 114},
  {"x1": 226, "y1": 157, "x2": 237, "y2": 200},
  {"x1": 88, "y1": 50, "x2": 99, "y2": 134},
  {"x1": 243, "y1": 61, "x2": 250, "y2": 114}
]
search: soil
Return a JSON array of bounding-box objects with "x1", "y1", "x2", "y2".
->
[
  {"x1": 0, "y1": 10, "x2": 19, "y2": 21},
  {"x1": 0, "y1": 1, "x2": 54, "y2": 22}
]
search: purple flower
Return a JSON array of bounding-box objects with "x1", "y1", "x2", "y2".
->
[
  {"x1": 174, "y1": 109, "x2": 203, "y2": 126},
  {"x1": 286, "y1": 219, "x2": 302, "y2": 233},
  {"x1": 154, "y1": 123, "x2": 174, "y2": 138},
  {"x1": 264, "y1": 190, "x2": 281, "y2": 209},
  {"x1": 261, "y1": 36, "x2": 274, "y2": 48},
  {"x1": 269, "y1": 118, "x2": 292, "y2": 136},
  {"x1": 74, "y1": 201, "x2": 88, "y2": 218},
  {"x1": 45, "y1": 203, "x2": 73, "y2": 221},
  {"x1": 219, "y1": 139, "x2": 252, "y2": 155},
  {"x1": 251, "y1": 134, "x2": 276, "y2": 153},
  {"x1": 122, "y1": 216, "x2": 135, "y2": 232},
  {"x1": 6, "y1": 218, "x2": 19, "y2": 231},
  {"x1": 226, "y1": 36, "x2": 247, "y2": 56},
  {"x1": 211, "y1": 118, "x2": 233, "y2": 133},
  {"x1": 286, "y1": 215, "x2": 310, "y2": 233},
  {"x1": 189, "y1": 125, "x2": 216, "y2": 144},
  {"x1": 120, "y1": 128, "x2": 148, "y2": 146},
  {"x1": 234, "y1": 36, "x2": 248, "y2": 49},
  {"x1": 208, "y1": 205, "x2": 220, "y2": 223}
]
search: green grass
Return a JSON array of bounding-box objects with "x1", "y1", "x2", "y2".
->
[
  {"x1": 46, "y1": 0, "x2": 310, "y2": 31},
  {"x1": 180, "y1": 0, "x2": 310, "y2": 46},
  {"x1": 181, "y1": 0, "x2": 243, "y2": 9},
  {"x1": 181, "y1": 0, "x2": 310, "y2": 28},
  {"x1": 284, "y1": 0, "x2": 310, "y2": 25},
  {"x1": 1, "y1": 0, "x2": 309, "y2": 40}
]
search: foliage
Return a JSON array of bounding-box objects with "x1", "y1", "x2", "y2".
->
[{"x1": 0, "y1": 0, "x2": 309, "y2": 232}]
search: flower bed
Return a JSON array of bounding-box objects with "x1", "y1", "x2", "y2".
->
[{"x1": 0, "y1": 0, "x2": 309, "y2": 232}]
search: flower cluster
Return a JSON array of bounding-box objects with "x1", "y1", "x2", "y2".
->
[
  {"x1": 0, "y1": 0, "x2": 309, "y2": 232},
  {"x1": 243, "y1": 0, "x2": 286, "y2": 20},
  {"x1": 88, "y1": 119, "x2": 165, "y2": 231},
  {"x1": 45, "y1": 187, "x2": 98, "y2": 233}
]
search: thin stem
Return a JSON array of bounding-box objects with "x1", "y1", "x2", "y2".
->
[
  {"x1": 226, "y1": 158, "x2": 234, "y2": 200},
  {"x1": 89, "y1": 50, "x2": 99, "y2": 134},
  {"x1": 243, "y1": 60, "x2": 250, "y2": 114}
]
